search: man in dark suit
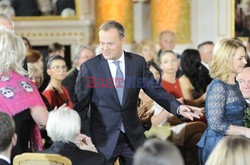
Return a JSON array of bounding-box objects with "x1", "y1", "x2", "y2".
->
[
  {"x1": 198, "y1": 41, "x2": 214, "y2": 71},
  {"x1": 62, "y1": 45, "x2": 95, "y2": 101},
  {"x1": 74, "y1": 20, "x2": 203, "y2": 165},
  {"x1": 0, "y1": 112, "x2": 17, "y2": 165}
]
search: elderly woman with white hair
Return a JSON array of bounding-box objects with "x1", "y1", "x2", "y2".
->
[{"x1": 42, "y1": 107, "x2": 107, "y2": 165}]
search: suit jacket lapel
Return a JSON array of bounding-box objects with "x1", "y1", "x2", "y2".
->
[
  {"x1": 99, "y1": 55, "x2": 121, "y2": 105},
  {"x1": 122, "y1": 52, "x2": 135, "y2": 106},
  {"x1": 74, "y1": 68, "x2": 79, "y2": 78}
]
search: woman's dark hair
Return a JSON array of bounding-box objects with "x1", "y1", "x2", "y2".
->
[
  {"x1": 147, "y1": 61, "x2": 162, "y2": 85},
  {"x1": 46, "y1": 55, "x2": 65, "y2": 68},
  {"x1": 22, "y1": 37, "x2": 32, "y2": 49},
  {"x1": 181, "y1": 49, "x2": 210, "y2": 93},
  {"x1": 48, "y1": 42, "x2": 65, "y2": 53}
]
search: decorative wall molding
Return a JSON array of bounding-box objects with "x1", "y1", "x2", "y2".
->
[{"x1": 14, "y1": 19, "x2": 94, "y2": 58}]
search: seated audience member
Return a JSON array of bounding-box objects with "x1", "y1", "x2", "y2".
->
[
  {"x1": 28, "y1": 63, "x2": 51, "y2": 110},
  {"x1": 181, "y1": 49, "x2": 212, "y2": 106},
  {"x1": 205, "y1": 136, "x2": 250, "y2": 165},
  {"x1": 158, "y1": 30, "x2": 182, "y2": 77},
  {"x1": 48, "y1": 42, "x2": 65, "y2": 58},
  {"x1": 43, "y1": 55, "x2": 73, "y2": 108},
  {"x1": 139, "y1": 61, "x2": 206, "y2": 149},
  {"x1": 197, "y1": 41, "x2": 214, "y2": 71},
  {"x1": 0, "y1": 112, "x2": 17, "y2": 165},
  {"x1": 62, "y1": 45, "x2": 95, "y2": 101},
  {"x1": 40, "y1": 42, "x2": 65, "y2": 91},
  {"x1": 136, "y1": 39, "x2": 158, "y2": 63},
  {"x1": 160, "y1": 50, "x2": 205, "y2": 107},
  {"x1": 28, "y1": 63, "x2": 53, "y2": 148},
  {"x1": 133, "y1": 138, "x2": 184, "y2": 165},
  {"x1": 158, "y1": 30, "x2": 177, "y2": 57},
  {"x1": 42, "y1": 107, "x2": 107, "y2": 165},
  {"x1": 237, "y1": 67, "x2": 250, "y2": 106},
  {"x1": 0, "y1": 27, "x2": 48, "y2": 160},
  {"x1": 26, "y1": 49, "x2": 44, "y2": 70}
]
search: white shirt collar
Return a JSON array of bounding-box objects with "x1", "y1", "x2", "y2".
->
[
  {"x1": 107, "y1": 51, "x2": 125, "y2": 82},
  {"x1": 107, "y1": 51, "x2": 125, "y2": 64},
  {"x1": 201, "y1": 61, "x2": 209, "y2": 70},
  {"x1": 246, "y1": 99, "x2": 250, "y2": 105},
  {"x1": 0, "y1": 154, "x2": 10, "y2": 164}
]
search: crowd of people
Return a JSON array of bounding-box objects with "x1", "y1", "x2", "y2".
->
[{"x1": 0, "y1": 13, "x2": 250, "y2": 165}]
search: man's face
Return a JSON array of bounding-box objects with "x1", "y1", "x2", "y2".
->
[
  {"x1": 99, "y1": 28, "x2": 125, "y2": 60},
  {"x1": 237, "y1": 68, "x2": 250, "y2": 99},
  {"x1": 0, "y1": 18, "x2": 14, "y2": 30},
  {"x1": 77, "y1": 48, "x2": 95, "y2": 67},
  {"x1": 201, "y1": 44, "x2": 214, "y2": 64},
  {"x1": 160, "y1": 33, "x2": 175, "y2": 51}
]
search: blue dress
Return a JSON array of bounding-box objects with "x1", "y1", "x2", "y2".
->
[{"x1": 197, "y1": 79, "x2": 247, "y2": 164}]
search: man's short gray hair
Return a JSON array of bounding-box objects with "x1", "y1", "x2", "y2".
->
[
  {"x1": 73, "y1": 45, "x2": 95, "y2": 66},
  {"x1": 99, "y1": 20, "x2": 125, "y2": 38}
]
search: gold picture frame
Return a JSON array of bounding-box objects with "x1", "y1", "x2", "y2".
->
[
  {"x1": 232, "y1": 0, "x2": 250, "y2": 39},
  {"x1": 12, "y1": 0, "x2": 80, "y2": 21}
]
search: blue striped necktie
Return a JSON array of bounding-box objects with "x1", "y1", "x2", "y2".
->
[
  {"x1": 113, "y1": 60, "x2": 124, "y2": 105},
  {"x1": 113, "y1": 60, "x2": 125, "y2": 132}
]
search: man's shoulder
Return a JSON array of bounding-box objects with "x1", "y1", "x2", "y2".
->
[
  {"x1": 65, "y1": 68, "x2": 78, "y2": 79},
  {"x1": 86, "y1": 55, "x2": 101, "y2": 63},
  {"x1": 124, "y1": 51, "x2": 144, "y2": 60},
  {"x1": 84, "y1": 52, "x2": 145, "y2": 65}
]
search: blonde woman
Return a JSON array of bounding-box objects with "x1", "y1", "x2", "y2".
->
[
  {"x1": 197, "y1": 38, "x2": 249, "y2": 164},
  {"x1": 136, "y1": 39, "x2": 158, "y2": 63},
  {"x1": 0, "y1": 27, "x2": 48, "y2": 159},
  {"x1": 206, "y1": 136, "x2": 250, "y2": 165}
]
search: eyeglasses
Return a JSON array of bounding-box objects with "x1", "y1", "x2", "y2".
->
[{"x1": 49, "y1": 65, "x2": 68, "y2": 71}]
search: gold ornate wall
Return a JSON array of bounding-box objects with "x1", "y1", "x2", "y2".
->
[
  {"x1": 95, "y1": 0, "x2": 134, "y2": 43},
  {"x1": 151, "y1": 0, "x2": 191, "y2": 44}
]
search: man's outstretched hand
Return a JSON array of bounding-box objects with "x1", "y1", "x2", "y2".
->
[{"x1": 178, "y1": 105, "x2": 204, "y2": 121}]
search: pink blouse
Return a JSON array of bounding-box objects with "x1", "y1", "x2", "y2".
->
[{"x1": 0, "y1": 71, "x2": 45, "y2": 115}]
